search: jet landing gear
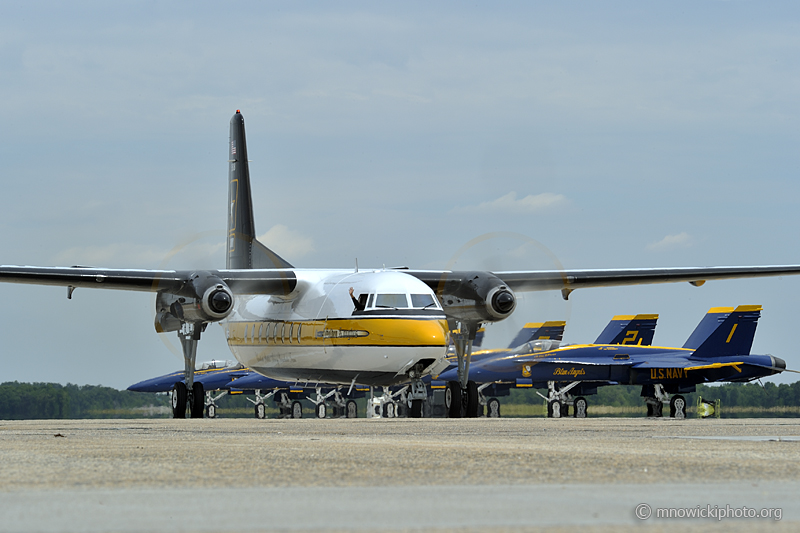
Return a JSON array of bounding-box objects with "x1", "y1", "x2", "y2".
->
[
  {"x1": 643, "y1": 385, "x2": 686, "y2": 419},
  {"x1": 537, "y1": 381, "x2": 588, "y2": 418},
  {"x1": 329, "y1": 389, "x2": 358, "y2": 418},
  {"x1": 274, "y1": 393, "x2": 304, "y2": 419},
  {"x1": 368, "y1": 386, "x2": 401, "y2": 418},
  {"x1": 245, "y1": 389, "x2": 279, "y2": 419},
  {"x1": 204, "y1": 390, "x2": 230, "y2": 418}
]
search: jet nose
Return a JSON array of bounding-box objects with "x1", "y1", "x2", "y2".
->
[{"x1": 770, "y1": 356, "x2": 786, "y2": 371}]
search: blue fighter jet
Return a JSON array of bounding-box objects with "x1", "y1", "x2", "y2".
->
[
  {"x1": 436, "y1": 314, "x2": 658, "y2": 418},
  {"x1": 129, "y1": 359, "x2": 367, "y2": 419},
  {"x1": 223, "y1": 372, "x2": 367, "y2": 419},
  {"x1": 440, "y1": 306, "x2": 787, "y2": 419}
]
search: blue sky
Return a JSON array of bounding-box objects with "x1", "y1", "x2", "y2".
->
[{"x1": 1, "y1": 2, "x2": 799, "y2": 388}]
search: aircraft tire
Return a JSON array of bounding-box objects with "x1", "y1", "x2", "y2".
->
[
  {"x1": 255, "y1": 402, "x2": 266, "y2": 419},
  {"x1": 346, "y1": 400, "x2": 358, "y2": 418},
  {"x1": 395, "y1": 401, "x2": 408, "y2": 418},
  {"x1": 548, "y1": 400, "x2": 562, "y2": 418},
  {"x1": 573, "y1": 397, "x2": 588, "y2": 418},
  {"x1": 384, "y1": 402, "x2": 395, "y2": 418},
  {"x1": 646, "y1": 403, "x2": 654, "y2": 417},
  {"x1": 670, "y1": 395, "x2": 686, "y2": 419},
  {"x1": 445, "y1": 381, "x2": 462, "y2": 418},
  {"x1": 171, "y1": 382, "x2": 187, "y2": 419},
  {"x1": 315, "y1": 403, "x2": 327, "y2": 419},
  {"x1": 409, "y1": 399, "x2": 424, "y2": 418},
  {"x1": 487, "y1": 398, "x2": 501, "y2": 418},
  {"x1": 466, "y1": 381, "x2": 480, "y2": 418},
  {"x1": 291, "y1": 401, "x2": 303, "y2": 419},
  {"x1": 190, "y1": 382, "x2": 204, "y2": 418},
  {"x1": 206, "y1": 404, "x2": 217, "y2": 418}
]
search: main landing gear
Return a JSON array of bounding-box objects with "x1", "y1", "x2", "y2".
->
[
  {"x1": 170, "y1": 322, "x2": 207, "y2": 419},
  {"x1": 275, "y1": 392, "x2": 303, "y2": 419},
  {"x1": 537, "y1": 381, "x2": 588, "y2": 418},
  {"x1": 447, "y1": 321, "x2": 482, "y2": 418},
  {"x1": 444, "y1": 380, "x2": 481, "y2": 418},
  {"x1": 643, "y1": 384, "x2": 686, "y2": 419}
]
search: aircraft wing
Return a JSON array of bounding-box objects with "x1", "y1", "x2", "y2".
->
[
  {"x1": 0, "y1": 266, "x2": 297, "y2": 295},
  {"x1": 493, "y1": 265, "x2": 800, "y2": 293},
  {"x1": 408, "y1": 264, "x2": 800, "y2": 301}
]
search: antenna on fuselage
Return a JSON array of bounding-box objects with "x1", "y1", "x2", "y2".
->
[{"x1": 355, "y1": 259, "x2": 359, "y2": 273}]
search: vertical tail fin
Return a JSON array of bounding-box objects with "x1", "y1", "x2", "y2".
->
[
  {"x1": 473, "y1": 327, "x2": 486, "y2": 348},
  {"x1": 594, "y1": 314, "x2": 659, "y2": 346},
  {"x1": 227, "y1": 111, "x2": 293, "y2": 270},
  {"x1": 507, "y1": 321, "x2": 566, "y2": 348},
  {"x1": 685, "y1": 305, "x2": 762, "y2": 358}
]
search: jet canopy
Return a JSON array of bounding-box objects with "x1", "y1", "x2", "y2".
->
[{"x1": 513, "y1": 339, "x2": 561, "y2": 355}]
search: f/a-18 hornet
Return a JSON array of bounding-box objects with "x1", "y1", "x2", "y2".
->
[{"x1": 441, "y1": 306, "x2": 789, "y2": 418}]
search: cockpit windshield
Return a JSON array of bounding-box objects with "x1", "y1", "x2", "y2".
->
[
  {"x1": 410, "y1": 293, "x2": 437, "y2": 308},
  {"x1": 374, "y1": 293, "x2": 409, "y2": 308},
  {"x1": 514, "y1": 339, "x2": 560, "y2": 355},
  {"x1": 365, "y1": 292, "x2": 441, "y2": 310}
]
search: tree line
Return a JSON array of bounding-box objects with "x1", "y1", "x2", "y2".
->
[
  {"x1": 1, "y1": 380, "x2": 798, "y2": 419},
  {"x1": 0, "y1": 382, "x2": 169, "y2": 419}
]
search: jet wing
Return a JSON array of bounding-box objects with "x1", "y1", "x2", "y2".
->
[{"x1": 0, "y1": 266, "x2": 297, "y2": 295}]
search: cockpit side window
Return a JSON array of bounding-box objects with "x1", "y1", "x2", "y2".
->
[
  {"x1": 410, "y1": 293, "x2": 437, "y2": 309},
  {"x1": 366, "y1": 294, "x2": 374, "y2": 308},
  {"x1": 358, "y1": 293, "x2": 368, "y2": 309},
  {"x1": 375, "y1": 293, "x2": 409, "y2": 308}
]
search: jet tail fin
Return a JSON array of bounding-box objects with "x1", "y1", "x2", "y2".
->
[
  {"x1": 594, "y1": 314, "x2": 659, "y2": 345},
  {"x1": 507, "y1": 321, "x2": 566, "y2": 349},
  {"x1": 685, "y1": 305, "x2": 762, "y2": 358},
  {"x1": 227, "y1": 111, "x2": 293, "y2": 270},
  {"x1": 473, "y1": 327, "x2": 486, "y2": 348}
]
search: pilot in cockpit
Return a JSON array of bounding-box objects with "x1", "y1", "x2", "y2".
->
[{"x1": 349, "y1": 287, "x2": 366, "y2": 311}]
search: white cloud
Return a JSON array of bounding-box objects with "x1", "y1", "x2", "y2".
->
[
  {"x1": 258, "y1": 225, "x2": 315, "y2": 260},
  {"x1": 451, "y1": 192, "x2": 568, "y2": 215},
  {"x1": 646, "y1": 232, "x2": 693, "y2": 252},
  {"x1": 53, "y1": 240, "x2": 226, "y2": 270}
]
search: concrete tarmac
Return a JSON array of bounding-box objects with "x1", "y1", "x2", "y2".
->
[{"x1": 1, "y1": 417, "x2": 799, "y2": 532}]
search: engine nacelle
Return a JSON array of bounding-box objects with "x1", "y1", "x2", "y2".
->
[
  {"x1": 437, "y1": 271, "x2": 516, "y2": 324},
  {"x1": 154, "y1": 272, "x2": 234, "y2": 332}
]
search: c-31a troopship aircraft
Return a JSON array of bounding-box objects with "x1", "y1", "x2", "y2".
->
[{"x1": 2, "y1": 111, "x2": 800, "y2": 418}]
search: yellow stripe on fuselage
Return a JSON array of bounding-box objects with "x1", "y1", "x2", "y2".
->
[{"x1": 227, "y1": 317, "x2": 448, "y2": 348}]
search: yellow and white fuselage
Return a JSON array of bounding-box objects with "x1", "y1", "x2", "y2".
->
[{"x1": 222, "y1": 269, "x2": 449, "y2": 386}]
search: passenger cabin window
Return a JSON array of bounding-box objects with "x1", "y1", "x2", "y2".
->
[
  {"x1": 411, "y1": 294, "x2": 436, "y2": 308},
  {"x1": 375, "y1": 294, "x2": 409, "y2": 308}
]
